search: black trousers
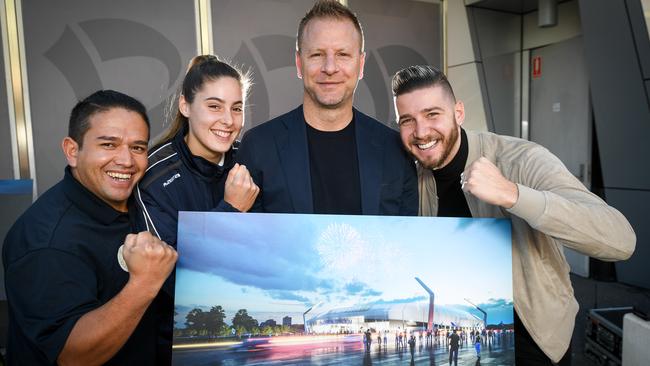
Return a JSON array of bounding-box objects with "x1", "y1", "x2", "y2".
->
[
  {"x1": 515, "y1": 311, "x2": 572, "y2": 365},
  {"x1": 449, "y1": 347, "x2": 459, "y2": 365}
]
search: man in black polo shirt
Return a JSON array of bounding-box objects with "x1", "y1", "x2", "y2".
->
[{"x1": 3, "y1": 90, "x2": 177, "y2": 365}]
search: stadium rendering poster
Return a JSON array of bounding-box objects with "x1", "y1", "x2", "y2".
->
[{"x1": 173, "y1": 212, "x2": 515, "y2": 365}]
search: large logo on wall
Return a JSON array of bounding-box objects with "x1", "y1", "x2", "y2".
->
[
  {"x1": 45, "y1": 22, "x2": 428, "y2": 128},
  {"x1": 44, "y1": 19, "x2": 183, "y2": 124}
]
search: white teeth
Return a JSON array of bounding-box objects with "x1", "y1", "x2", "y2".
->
[
  {"x1": 417, "y1": 140, "x2": 437, "y2": 150},
  {"x1": 212, "y1": 130, "x2": 231, "y2": 138},
  {"x1": 107, "y1": 172, "x2": 132, "y2": 180}
]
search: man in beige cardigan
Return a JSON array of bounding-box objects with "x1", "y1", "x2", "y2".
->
[{"x1": 391, "y1": 65, "x2": 636, "y2": 365}]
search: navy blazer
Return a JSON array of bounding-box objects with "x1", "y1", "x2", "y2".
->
[{"x1": 237, "y1": 105, "x2": 418, "y2": 215}]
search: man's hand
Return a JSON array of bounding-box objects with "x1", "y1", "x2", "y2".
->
[
  {"x1": 461, "y1": 157, "x2": 519, "y2": 208},
  {"x1": 58, "y1": 232, "x2": 177, "y2": 366},
  {"x1": 224, "y1": 163, "x2": 260, "y2": 212},
  {"x1": 122, "y1": 232, "x2": 177, "y2": 297}
]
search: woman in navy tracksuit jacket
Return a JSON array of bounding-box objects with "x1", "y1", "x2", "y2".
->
[{"x1": 135, "y1": 55, "x2": 258, "y2": 364}]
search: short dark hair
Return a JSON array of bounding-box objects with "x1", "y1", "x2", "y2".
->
[
  {"x1": 391, "y1": 65, "x2": 456, "y2": 102},
  {"x1": 296, "y1": 0, "x2": 364, "y2": 53},
  {"x1": 69, "y1": 90, "x2": 150, "y2": 147}
]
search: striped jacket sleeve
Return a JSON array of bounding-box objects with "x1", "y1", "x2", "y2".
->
[{"x1": 134, "y1": 181, "x2": 179, "y2": 248}]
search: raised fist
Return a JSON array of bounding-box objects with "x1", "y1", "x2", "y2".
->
[
  {"x1": 121, "y1": 231, "x2": 177, "y2": 296},
  {"x1": 224, "y1": 163, "x2": 260, "y2": 212},
  {"x1": 461, "y1": 157, "x2": 518, "y2": 208}
]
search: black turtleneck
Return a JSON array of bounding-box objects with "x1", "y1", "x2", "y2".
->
[{"x1": 433, "y1": 128, "x2": 471, "y2": 217}]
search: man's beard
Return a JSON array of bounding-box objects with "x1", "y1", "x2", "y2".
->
[{"x1": 418, "y1": 123, "x2": 460, "y2": 170}]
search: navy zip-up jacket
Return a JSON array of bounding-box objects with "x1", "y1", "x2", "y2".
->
[
  {"x1": 134, "y1": 125, "x2": 238, "y2": 364},
  {"x1": 135, "y1": 125, "x2": 238, "y2": 247}
]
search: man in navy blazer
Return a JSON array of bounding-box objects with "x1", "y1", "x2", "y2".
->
[{"x1": 237, "y1": 0, "x2": 417, "y2": 216}]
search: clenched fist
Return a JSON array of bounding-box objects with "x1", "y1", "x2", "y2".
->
[
  {"x1": 121, "y1": 231, "x2": 177, "y2": 297},
  {"x1": 224, "y1": 163, "x2": 260, "y2": 212},
  {"x1": 461, "y1": 157, "x2": 519, "y2": 208}
]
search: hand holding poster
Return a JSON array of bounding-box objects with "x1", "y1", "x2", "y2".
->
[{"x1": 173, "y1": 212, "x2": 515, "y2": 365}]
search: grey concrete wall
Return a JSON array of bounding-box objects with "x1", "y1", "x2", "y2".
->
[
  {"x1": 627, "y1": 0, "x2": 650, "y2": 80},
  {"x1": 465, "y1": 6, "x2": 522, "y2": 136},
  {"x1": 580, "y1": 0, "x2": 650, "y2": 289},
  {"x1": 522, "y1": 0, "x2": 582, "y2": 50},
  {"x1": 447, "y1": 0, "x2": 488, "y2": 132},
  {"x1": 580, "y1": 0, "x2": 650, "y2": 189},
  {"x1": 462, "y1": 0, "x2": 584, "y2": 138}
]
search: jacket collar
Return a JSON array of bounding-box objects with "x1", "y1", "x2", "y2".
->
[
  {"x1": 276, "y1": 105, "x2": 384, "y2": 214},
  {"x1": 465, "y1": 129, "x2": 481, "y2": 170},
  {"x1": 354, "y1": 108, "x2": 382, "y2": 214},
  {"x1": 277, "y1": 105, "x2": 312, "y2": 212},
  {"x1": 173, "y1": 123, "x2": 236, "y2": 180}
]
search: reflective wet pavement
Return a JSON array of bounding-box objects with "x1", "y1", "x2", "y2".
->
[{"x1": 173, "y1": 335, "x2": 514, "y2": 365}]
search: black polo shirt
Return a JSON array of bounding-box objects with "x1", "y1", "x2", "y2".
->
[{"x1": 2, "y1": 167, "x2": 157, "y2": 365}]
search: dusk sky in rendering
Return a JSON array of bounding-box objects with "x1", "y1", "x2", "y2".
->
[{"x1": 174, "y1": 212, "x2": 513, "y2": 327}]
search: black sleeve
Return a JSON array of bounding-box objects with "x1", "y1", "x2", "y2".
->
[
  {"x1": 134, "y1": 183, "x2": 179, "y2": 247},
  {"x1": 5, "y1": 249, "x2": 100, "y2": 364}
]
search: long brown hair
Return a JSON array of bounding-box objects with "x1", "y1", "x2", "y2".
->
[{"x1": 156, "y1": 55, "x2": 251, "y2": 146}]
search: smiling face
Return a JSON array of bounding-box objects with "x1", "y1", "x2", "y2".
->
[
  {"x1": 63, "y1": 107, "x2": 149, "y2": 212},
  {"x1": 181, "y1": 76, "x2": 244, "y2": 163},
  {"x1": 296, "y1": 17, "x2": 365, "y2": 111},
  {"x1": 395, "y1": 85, "x2": 465, "y2": 170}
]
